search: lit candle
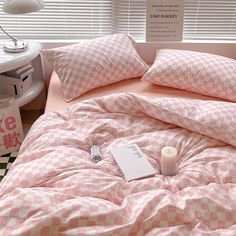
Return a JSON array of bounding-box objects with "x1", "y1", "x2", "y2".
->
[{"x1": 161, "y1": 146, "x2": 177, "y2": 176}]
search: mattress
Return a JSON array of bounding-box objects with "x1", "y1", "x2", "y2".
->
[{"x1": 45, "y1": 71, "x2": 221, "y2": 113}]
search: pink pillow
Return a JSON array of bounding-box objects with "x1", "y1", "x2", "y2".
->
[
  {"x1": 142, "y1": 49, "x2": 236, "y2": 101},
  {"x1": 41, "y1": 34, "x2": 149, "y2": 102}
]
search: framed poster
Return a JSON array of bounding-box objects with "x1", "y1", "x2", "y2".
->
[{"x1": 146, "y1": 0, "x2": 184, "y2": 42}]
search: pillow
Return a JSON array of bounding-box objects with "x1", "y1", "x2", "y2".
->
[
  {"x1": 142, "y1": 49, "x2": 236, "y2": 101},
  {"x1": 41, "y1": 34, "x2": 149, "y2": 102}
]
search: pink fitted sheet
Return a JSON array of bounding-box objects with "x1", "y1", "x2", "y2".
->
[{"x1": 45, "y1": 71, "x2": 222, "y2": 113}]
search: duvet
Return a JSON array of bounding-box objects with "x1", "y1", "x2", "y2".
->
[{"x1": 0, "y1": 93, "x2": 236, "y2": 236}]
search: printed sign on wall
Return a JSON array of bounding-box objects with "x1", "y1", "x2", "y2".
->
[{"x1": 146, "y1": 0, "x2": 184, "y2": 42}]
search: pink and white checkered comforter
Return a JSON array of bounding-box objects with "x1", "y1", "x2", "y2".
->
[{"x1": 1, "y1": 93, "x2": 236, "y2": 235}]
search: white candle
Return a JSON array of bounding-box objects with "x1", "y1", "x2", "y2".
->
[{"x1": 161, "y1": 146, "x2": 177, "y2": 176}]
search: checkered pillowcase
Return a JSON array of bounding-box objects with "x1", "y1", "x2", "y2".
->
[
  {"x1": 41, "y1": 34, "x2": 149, "y2": 102},
  {"x1": 142, "y1": 49, "x2": 236, "y2": 102}
]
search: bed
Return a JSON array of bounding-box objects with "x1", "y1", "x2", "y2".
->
[{"x1": 0, "y1": 34, "x2": 236, "y2": 235}]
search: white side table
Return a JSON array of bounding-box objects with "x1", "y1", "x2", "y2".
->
[{"x1": 0, "y1": 41, "x2": 44, "y2": 107}]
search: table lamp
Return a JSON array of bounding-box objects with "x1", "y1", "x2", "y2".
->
[{"x1": 0, "y1": 0, "x2": 45, "y2": 53}]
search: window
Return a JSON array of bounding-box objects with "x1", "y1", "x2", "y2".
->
[
  {"x1": 112, "y1": 0, "x2": 146, "y2": 40},
  {"x1": 184, "y1": 0, "x2": 236, "y2": 40},
  {"x1": 0, "y1": 0, "x2": 113, "y2": 40},
  {"x1": 0, "y1": 0, "x2": 235, "y2": 41}
]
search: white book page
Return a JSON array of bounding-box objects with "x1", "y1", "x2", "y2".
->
[{"x1": 111, "y1": 143, "x2": 156, "y2": 182}]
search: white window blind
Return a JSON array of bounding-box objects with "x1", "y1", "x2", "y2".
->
[
  {"x1": 184, "y1": 0, "x2": 236, "y2": 40},
  {"x1": 0, "y1": 0, "x2": 112, "y2": 40},
  {"x1": 0, "y1": 0, "x2": 235, "y2": 41},
  {"x1": 113, "y1": 0, "x2": 146, "y2": 40}
]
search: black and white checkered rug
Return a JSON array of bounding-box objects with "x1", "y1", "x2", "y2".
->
[{"x1": 0, "y1": 152, "x2": 18, "y2": 181}]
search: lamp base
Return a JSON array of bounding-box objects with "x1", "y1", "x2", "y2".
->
[{"x1": 3, "y1": 40, "x2": 29, "y2": 53}]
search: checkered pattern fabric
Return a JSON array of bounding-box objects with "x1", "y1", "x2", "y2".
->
[
  {"x1": 142, "y1": 49, "x2": 236, "y2": 101},
  {"x1": 1, "y1": 93, "x2": 236, "y2": 235},
  {"x1": 0, "y1": 152, "x2": 17, "y2": 181},
  {"x1": 41, "y1": 34, "x2": 149, "y2": 102}
]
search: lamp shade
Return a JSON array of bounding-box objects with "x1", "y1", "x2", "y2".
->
[{"x1": 3, "y1": 0, "x2": 45, "y2": 14}]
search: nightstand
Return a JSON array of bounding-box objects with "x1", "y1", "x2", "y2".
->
[{"x1": 0, "y1": 41, "x2": 44, "y2": 107}]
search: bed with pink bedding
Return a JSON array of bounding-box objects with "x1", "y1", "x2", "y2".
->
[{"x1": 1, "y1": 90, "x2": 236, "y2": 235}]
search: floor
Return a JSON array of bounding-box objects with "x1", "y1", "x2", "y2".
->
[
  {"x1": 0, "y1": 110, "x2": 43, "y2": 181},
  {"x1": 21, "y1": 109, "x2": 44, "y2": 135},
  {"x1": 0, "y1": 152, "x2": 18, "y2": 181}
]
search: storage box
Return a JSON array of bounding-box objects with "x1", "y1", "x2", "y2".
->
[{"x1": 0, "y1": 74, "x2": 33, "y2": 97}]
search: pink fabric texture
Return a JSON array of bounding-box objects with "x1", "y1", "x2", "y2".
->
[
  {"x1": 45, "y1": 71, "x2": 223, "y2": 113},
  {"x1": 142, "y1": 49, "x2": 236, "y2": 101},
  {"x1": 41, "y1": 34, "x2": 149, "y2": 102},
  {"x1": 1, "y1": 93, "x2": 236, "y2": 235}
]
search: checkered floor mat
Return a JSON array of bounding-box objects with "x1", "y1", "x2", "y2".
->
[{"x1": 0, "y1": 152, "x2": 18, "y2": 181}]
